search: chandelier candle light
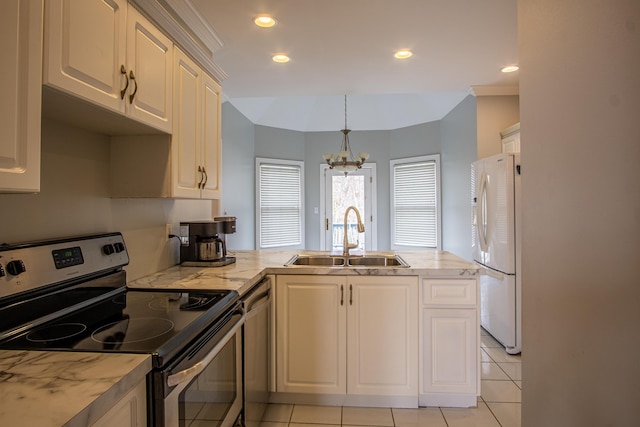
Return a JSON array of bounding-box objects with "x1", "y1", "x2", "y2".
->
[{"x1": 323, "y1": 95, "x2": 369, "y2": 175}]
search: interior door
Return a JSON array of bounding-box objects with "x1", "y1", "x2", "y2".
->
[{"x1": 322, "y1": 167, "x2": 375, "y2": 252}]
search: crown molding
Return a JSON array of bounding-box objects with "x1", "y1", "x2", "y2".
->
[
  {"x1": 469, "y1": 85, "x2": 519, "y2": 96},
  {"x1": 131, "y1": 0, "x2": 228, "y2": 82}
]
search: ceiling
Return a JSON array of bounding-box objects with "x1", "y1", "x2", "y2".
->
[{"x1": 190, "y1": 0, "x2": 519, "y2": 132}]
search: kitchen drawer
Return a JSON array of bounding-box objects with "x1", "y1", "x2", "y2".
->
[{"x1": 422, "y1": 278, "x2": 476, "y2": 306}]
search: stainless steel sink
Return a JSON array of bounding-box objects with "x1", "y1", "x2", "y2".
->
[
  {"x1": 285, "y1": 255, "x2": 345, "y2": 266},
  {"x1": 345, "y1": 256, "x2": 408, "y2": 267},
  {"x1": 285, "y1": 254, "x2": 409, "y2": 268}
]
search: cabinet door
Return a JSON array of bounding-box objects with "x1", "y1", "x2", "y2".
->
[
  {"x1": 347, "y1": 276, "x2": 418, "y2": 396},
  {"x1": 91, "y1": 378, "x2": 146, "y2": 427},
  {"x1": 200, "y1": 73, "x2": 222, "y2": 199},
  {"x1": 276, "y1": 275, "x2": 346, "y2": 394},
  {"x1": 44, "y1": 0, "x2": 126, "y2": 113},
  {"x1": 172, "y1": 47, "x2": 202, "y2": 198},
  {"x1": 422, "y1": 308, "x2": 477, "y2": 395},
  {"x1": 125, "y1": 6, "x2": 172, "y2": 132},
  {"x1": 0, "y1": 0, "x2": 42, "y2": 193}
]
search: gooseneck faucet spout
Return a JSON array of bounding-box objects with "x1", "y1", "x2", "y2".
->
[{"x1": 342, "y1": 206, "x2": 365, "y2": 256}]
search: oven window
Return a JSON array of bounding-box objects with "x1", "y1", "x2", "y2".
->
[{"x1": 178, "y1": 334, "x2": 237, "y2": 427}]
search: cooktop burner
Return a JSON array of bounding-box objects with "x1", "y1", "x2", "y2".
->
[
  {"x1": 26, "y1": 323, "x2": 88, "y2": 343},
  {"x1": 91, "y1": 317, "x2": 175, "y2": 344},
  {"x1": 0, "y1": 288, "x2": 238, "y2": 366}
]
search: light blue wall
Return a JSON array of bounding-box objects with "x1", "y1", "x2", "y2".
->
[
  {"x1": 221, "y1": 99, "x2": 477, "y2": 253},
  {"x1": 255, "y1": 125, "x2": 305, "y2": 160},
  {"x1": 220, "y1": 102, "x2": 256, "y2": 250},
  {"x1": 441, "y1": 95, "x2": 478, "y2": 260},
  {"x1": 304, "y1": 130, "x2": 391, "y2": 249}
]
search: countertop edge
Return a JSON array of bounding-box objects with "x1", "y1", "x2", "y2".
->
[{"x1": 63, "y1": 355, "x2": 152, "y2": 427}]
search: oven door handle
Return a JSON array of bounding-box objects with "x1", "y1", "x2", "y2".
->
[{"x1": 167, "y1": 311, "x2": 245, "y2": 388}]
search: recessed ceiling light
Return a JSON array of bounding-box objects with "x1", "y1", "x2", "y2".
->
[
  {"x1": 272, "y1": 54, "x2": 290, "y2": 63},
  {"x1": 254, "y1": 15, "x2": 277, "y2": 28},
  {"x1": 501, "y1": 65, "x2": 519, "y2": 73},
  {"x1": 394, "y1": 50, "x2": 413, "y2": 60}
]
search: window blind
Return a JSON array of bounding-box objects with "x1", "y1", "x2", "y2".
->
[
  {"x1": 392, "y1": 160, "x2": 438, "y2": 248},
  {"x1": 258, "y1": 163, "x2": 302, "y2": 248}
]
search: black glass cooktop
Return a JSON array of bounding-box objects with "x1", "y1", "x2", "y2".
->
[{"x1": 0, "y1": 288, "x2": 239, "y2": 367}]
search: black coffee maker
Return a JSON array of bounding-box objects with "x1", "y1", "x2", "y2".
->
[{"x1": 179, "y1": 218, "x2": 236, "y2": 266}]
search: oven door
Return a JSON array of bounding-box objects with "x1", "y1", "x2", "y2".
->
[{"x1": 159, "y1": 304, "x2": 244, "y2": 427}]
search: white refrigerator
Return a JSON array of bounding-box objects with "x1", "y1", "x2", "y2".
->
[{"x1": 471, "y1": 153, "x2": 521, "y2": 354}]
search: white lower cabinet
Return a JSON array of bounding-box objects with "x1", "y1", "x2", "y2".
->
[
  {"x1": 91, "y1": 378, "x2": 146, "y2": 427},
  {"x1": 420, "y1": 277, "x2": 479, "y2": 407},
  {"x1": 275, "y1": 275, "x2": 418, "y2": 405}
]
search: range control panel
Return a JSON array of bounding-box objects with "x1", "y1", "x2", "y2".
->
[{"x1": 0, "y1": 233, "x2": 129, "y2": 300}]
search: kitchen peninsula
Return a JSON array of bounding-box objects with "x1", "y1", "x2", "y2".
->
[
  {"x1": 0, "y1": 250, "x2": 478, "y2": 426},
  {"x1": 129, "y1": 249, "x2": 480, "y2": 408}
]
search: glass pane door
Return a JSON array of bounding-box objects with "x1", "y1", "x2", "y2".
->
[{"x1": 323, "y1": 168, "x2": 374, "y2": 252}]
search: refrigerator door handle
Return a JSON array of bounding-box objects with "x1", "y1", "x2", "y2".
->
[
  {"x1": 482, "y1": 266, "x2": 504, "y2": 280},
  {"x1": 478, "y1": 172, "x2": 489, "y2": 252}
]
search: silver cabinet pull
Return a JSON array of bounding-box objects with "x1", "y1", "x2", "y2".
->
[
  {"x1": 340, "y1": 285, "x2": 344, "y2": 306},
  {"x1": 349, "y1": 284, "x2": 353, "y2": 305}
]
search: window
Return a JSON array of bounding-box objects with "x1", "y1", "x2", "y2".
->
[
  {"x1": 256, "y1": 158, "x2": 305, "y2": 249},
  {"x1": 390, "y1": 155, "x2": 441, "y2": 249}
]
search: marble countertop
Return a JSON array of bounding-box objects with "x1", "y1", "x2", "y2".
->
[
  {"x1": 0, "y1": 249, "x2": 475, "y2": 426},
  {"x1": 0, "y1": 350, "x2": 151, "y2": 427},
  {"x1": 127, "y1": 249, "x2": 479, "y2": 295}
]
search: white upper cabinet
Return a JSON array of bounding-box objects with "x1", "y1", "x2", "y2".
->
[
  {"x1": 110, "y1": 47, "x2": 221, "y2": 199},
  {"x1": 0, "y1": 0, "x2": 43, "y2": 193},
  {"x1": 172, "y1": 47, "x2": 221, "y2": 199},
  {"x1": 44, "y1": 0, "x2": 172, "y2": 133}
]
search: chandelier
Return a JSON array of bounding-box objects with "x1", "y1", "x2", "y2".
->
[{"x1": 323, "y1": 95, "x2": 369, "y2": 175}]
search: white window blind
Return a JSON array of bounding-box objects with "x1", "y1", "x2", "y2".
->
[
  {"x1": 256, "y1": 159, "x2": 304, "y2": 249},
  {"x1": 391, "y1": 155, "x2": 440, "y2": 249}
]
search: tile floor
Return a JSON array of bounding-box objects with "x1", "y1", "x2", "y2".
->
[{"x1": 259, "y1": 328, "x2": 521, "y2": 427}]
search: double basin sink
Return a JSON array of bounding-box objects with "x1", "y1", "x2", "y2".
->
[{"x1": 285, "y1": 253, "x2": 409, "y2": 268}]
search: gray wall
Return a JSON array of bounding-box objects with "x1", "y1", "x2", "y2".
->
[
  {"x1": 519, "y1": 0, "x2": 640, "y2": 425},
  {"x1": 441, "y1": 95, "x2": 478, "y2": 260},
  {"x1": 219, "y1": 102, "x2": 256, "y2": 250},
  {"x1": 304, "y1": 129, "x2": 392, "y2": 250},
  {"x1": 221, "y1": 102, "x2": 470, "y2": 253}
]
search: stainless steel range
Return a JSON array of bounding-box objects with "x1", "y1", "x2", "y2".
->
[{"x1": 0, "y1": 233, "x2": 244, "y2": 427}]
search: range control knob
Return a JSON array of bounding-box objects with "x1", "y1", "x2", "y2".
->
[
  {"x1": 114, "y1": 242, "x2": 125, "y2": 253},
  {"x1": 6, "y1": 260, "x2": 26, "y2": 276},
  {"x1": 0, "y1": 265, "x2": 5, "y2": 278},
  {"x1": 103, "y1": 244, "x2": 115, "y2": 255}
]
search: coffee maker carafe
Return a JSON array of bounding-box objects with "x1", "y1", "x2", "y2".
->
[{"x1": 179, "y1": 219, "x2": 236, "y2": 266}]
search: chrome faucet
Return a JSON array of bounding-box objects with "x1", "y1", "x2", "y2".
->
[{"x1": 342, "y1": 206, "x2": 365, "y2": 256}]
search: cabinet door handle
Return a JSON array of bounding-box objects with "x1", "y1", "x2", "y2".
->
[
  {"x1": 119, "y1": 65, "x2": 129, "y2": 100},
  {"x1": 201, "y1": 166, "x2": 208, "y2": 188},
  {"x1": 197, "y1": 166, "x2": 204, "y2": 188},
  {"x1": 349, "y1": 284, "x2": 353, "y2": 306},
  {"x1": 128, "y1": 70, "x2": 137, "y2": 104},
  {"x1": 340, "y1": 285, "x2": 344, "y2": 306}
]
